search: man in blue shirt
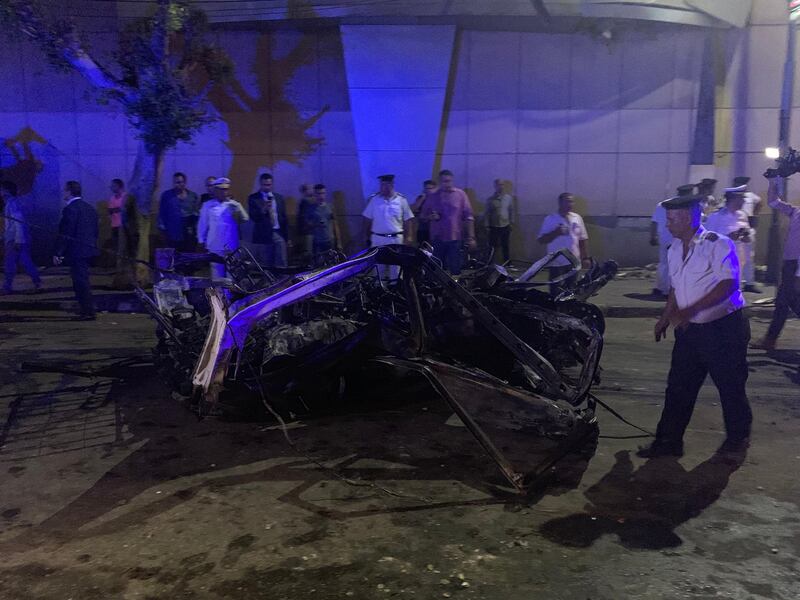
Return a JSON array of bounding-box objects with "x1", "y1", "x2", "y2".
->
[
  {"x1": 158, "y1": 172, "x2": 199, "y2": 251},
  {"x1": 305, "y1": 184, "x2": 340, "y2": 258}
]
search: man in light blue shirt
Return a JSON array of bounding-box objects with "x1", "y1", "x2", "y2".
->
[
  {"x1": 483, "y1": 178, "x2": 514, "y2": 263},
  {"x1": 2, "y1": 181, "x2": 41, "y2": 294}
]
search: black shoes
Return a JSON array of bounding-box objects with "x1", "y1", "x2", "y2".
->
[
  {"x1": 717, "y1": 437, "x2": 750, "y2": 454},
  {"x1": 651, "y1": 288, "x2": 668, "y2": 299},
  {"x1": 636, "y1": 440, "x2": 684, "y2": 458},
  {"x1": 637, "y1": 438, "x2": 749, "y2": 458}
]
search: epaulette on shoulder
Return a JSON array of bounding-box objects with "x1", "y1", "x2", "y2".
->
[{"x1": 702, "y1": 231, "x2": 720, "y2": 242}]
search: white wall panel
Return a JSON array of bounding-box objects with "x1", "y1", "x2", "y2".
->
[
  {"x1": 466, "y1": 111, "x2": 519, "y2": 154},
  {"x1": 619, "y1": 110, "x2": 672, "y2": 153},
  {"x1": 517, "y1": 110, "x2": 570, "y2": 153},
  {"x1": 567, "y1": 153, "x2": 618, "y2": 216},
  {"x1": 568, "y1": 110, "x2": 620, "y2": 153},
  {"x1": 515, "y1": 153, "x2": 569, "y2": 215}
]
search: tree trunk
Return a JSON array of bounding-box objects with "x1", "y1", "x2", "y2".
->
[{"x1": 126, "y1": 143, "x2": 165, "y2": 286}]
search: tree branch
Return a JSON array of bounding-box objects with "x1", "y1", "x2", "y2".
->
[{"x1": 4, "y1": 0, "x2": 125, "y2": 96}]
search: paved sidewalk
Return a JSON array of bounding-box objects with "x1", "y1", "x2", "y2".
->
[{"x1": 0, "y1": 265, "x2": 782, "y2": 319}]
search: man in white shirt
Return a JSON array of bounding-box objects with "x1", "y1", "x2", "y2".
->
[
  {"x1": 637, "y1": 194, "x2": 751, "y2": 458},
  {"x1": 751, "y1": 177, "x2": 800, "y2": 350},
  {"x1": 697, "y1": 177, "x2": 719, "y2": 216},
  {"x1": 732, "y1": 176, "x2": 762, "y2": 293},
  {"x1": 537, "y1": 192, "x2": 589, "y2": 295},
  {"x1": 362, "y1": 174, "x2": 414, "y2": 280},
  {"x1": 706, "y1": 185, "x2": 753, "y2": 290},
  {"x1": 197, "y1": 177, "x2": 249, "y2": 279}
]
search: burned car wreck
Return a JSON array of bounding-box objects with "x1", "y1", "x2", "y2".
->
[{"x1": 138, "y1": 245, "x2": 617, "y2": 492}]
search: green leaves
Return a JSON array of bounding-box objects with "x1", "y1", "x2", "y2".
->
[{"x1": 4, "y1": 0, "x2": 232, "y2": 154}]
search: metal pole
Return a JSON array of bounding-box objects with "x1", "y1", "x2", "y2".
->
[{"x1": 768, "y1": 14, "x2": 797, "y2": 283}]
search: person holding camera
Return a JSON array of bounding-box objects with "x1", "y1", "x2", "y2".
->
[
  {"x1": 638, "y1": 194, "x2": 751, "y2": 458},
  {"x1": 751, "y1": 177, "x2": 800, "y2": 351},
  {"x1": 411, "y1": 179, "x2": 437, "y2": 247},
  {"x1": 537, "y1": 192, "x2": 589, "y2": 295},
  {"x1": 706, "y1": 185, "x2": 753, "y2": 291},
  {"x1": 248, "y1": 173, "x2": 289, "y2": 269}
]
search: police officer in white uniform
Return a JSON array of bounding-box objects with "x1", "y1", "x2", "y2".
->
[
  {"x1": 706, "y1": 185, "x2": 753, "y2": 290},
  {"x1": 650, "y1": 184, "x2": 694, "y2": 298},
  {"x1": 197, "y1": 177, "x2": 249, "y2": 279},
  {"x1": 638, "y1": 194, "x2": 752, "y2": 458},
  {"x1": 732, "y1": 176, "x2": 762, "y2": 292},
  {"x1": 362, "y1": 174, "x2": 414, "y2": 280}
]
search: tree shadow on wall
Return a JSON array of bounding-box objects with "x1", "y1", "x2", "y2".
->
[
  {"x1": 539, "y1": 449, "x2": 744, "y2": 550},
  {"x1": 210, "y1": 32, "x2": 329, "y2": 198},
  {"x1": 1, "y1": 127, "x2": 62, "y2": 262},
  {"x1": 1, "y1": 127, "x2": 45, "y2": 195}
]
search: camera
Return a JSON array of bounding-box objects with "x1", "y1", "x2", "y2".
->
[{"x1": 764, "y1": 147, "x2": 800, "y2": 178}]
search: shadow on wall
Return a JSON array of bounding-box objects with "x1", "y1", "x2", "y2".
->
[
  {"x1": 0, "y1": 127, "x2": 62, "y2": 263},
  {"x1": 210, "y1": 32, "x2": 329, "y2": 204}
]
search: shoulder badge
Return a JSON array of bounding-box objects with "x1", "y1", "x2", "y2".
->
[{"x1": 703, "y1": 232, "x2": 719, "y2": 242}]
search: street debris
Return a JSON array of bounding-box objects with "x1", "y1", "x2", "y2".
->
[{"x1": 137, "y1": 245, "x2": 617, "y2": 492}]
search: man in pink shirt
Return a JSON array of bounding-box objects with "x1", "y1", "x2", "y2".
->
[{"x1": 420, "y1": 169, "x2": 476, "y2": 275}]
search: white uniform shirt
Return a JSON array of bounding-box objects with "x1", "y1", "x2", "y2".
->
[
  {"x1": 706, "y1": 207, "x2": 751, "y2": 238},
  {"x1": 538, "y1": 212, "x2": 588, "y2": 266},
  {"x1": 198, "y1": 198, "x2": 249, "y2": 255},
  {"x1": 362, "y1": 192, "x2": 413, "y2": 234},
  {"x1": 741, "y1": 192, "x2": 761, "y2": 218},
  {"x1": 667, "y1": 226, "x2": 745, "y2": 324},
  {"x1": 651, "y1": 204, "x2": 670, "y2": 244}
]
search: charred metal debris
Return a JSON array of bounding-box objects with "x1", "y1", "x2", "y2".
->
[{"x1": 137, "y1": 245, "x2": 618, "y2": 492}]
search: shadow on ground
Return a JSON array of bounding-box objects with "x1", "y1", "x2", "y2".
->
[
  {"x1": 539, "y1": 449, "x2": 744, "y2": 549},
  {"x1": 623, "y1": 292, "x2": 667, "y2": 303},
  {"x1": 0, "y1": 358, "x2": 595, "y2": 553}
]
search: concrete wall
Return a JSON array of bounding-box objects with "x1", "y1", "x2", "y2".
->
[{"x1": 0, "y1": 0, "x2": 797, "y2": 266}]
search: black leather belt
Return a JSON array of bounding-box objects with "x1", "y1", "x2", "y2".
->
[{"x1": 372, "y1": 231, "x2": 402, "y2": 237}]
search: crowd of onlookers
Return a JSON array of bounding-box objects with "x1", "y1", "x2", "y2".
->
[{"x1": 1, "y1": 166, "x2": 798, "y2": 344}]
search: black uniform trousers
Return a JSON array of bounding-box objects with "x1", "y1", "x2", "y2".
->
[
  {"x1": 488, "y1": 225, "x2": 511, "y2": 263},
  {"x1": 69, "y1": 258, "x2": 95, "y2": 317},
  {"x1": 656, "y1": 310, "x2": 752, "y2": 445},
  {"x1": 766, "y1": 259, "x2": 800, "y2": 340}
]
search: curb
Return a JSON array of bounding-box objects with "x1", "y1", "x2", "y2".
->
[
  {"x1": 0, "y1": 295, "x2": 144, "y2": 314},
  {"x1": 0, "y1": 298, "x2": 775, "y2": 320}
]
